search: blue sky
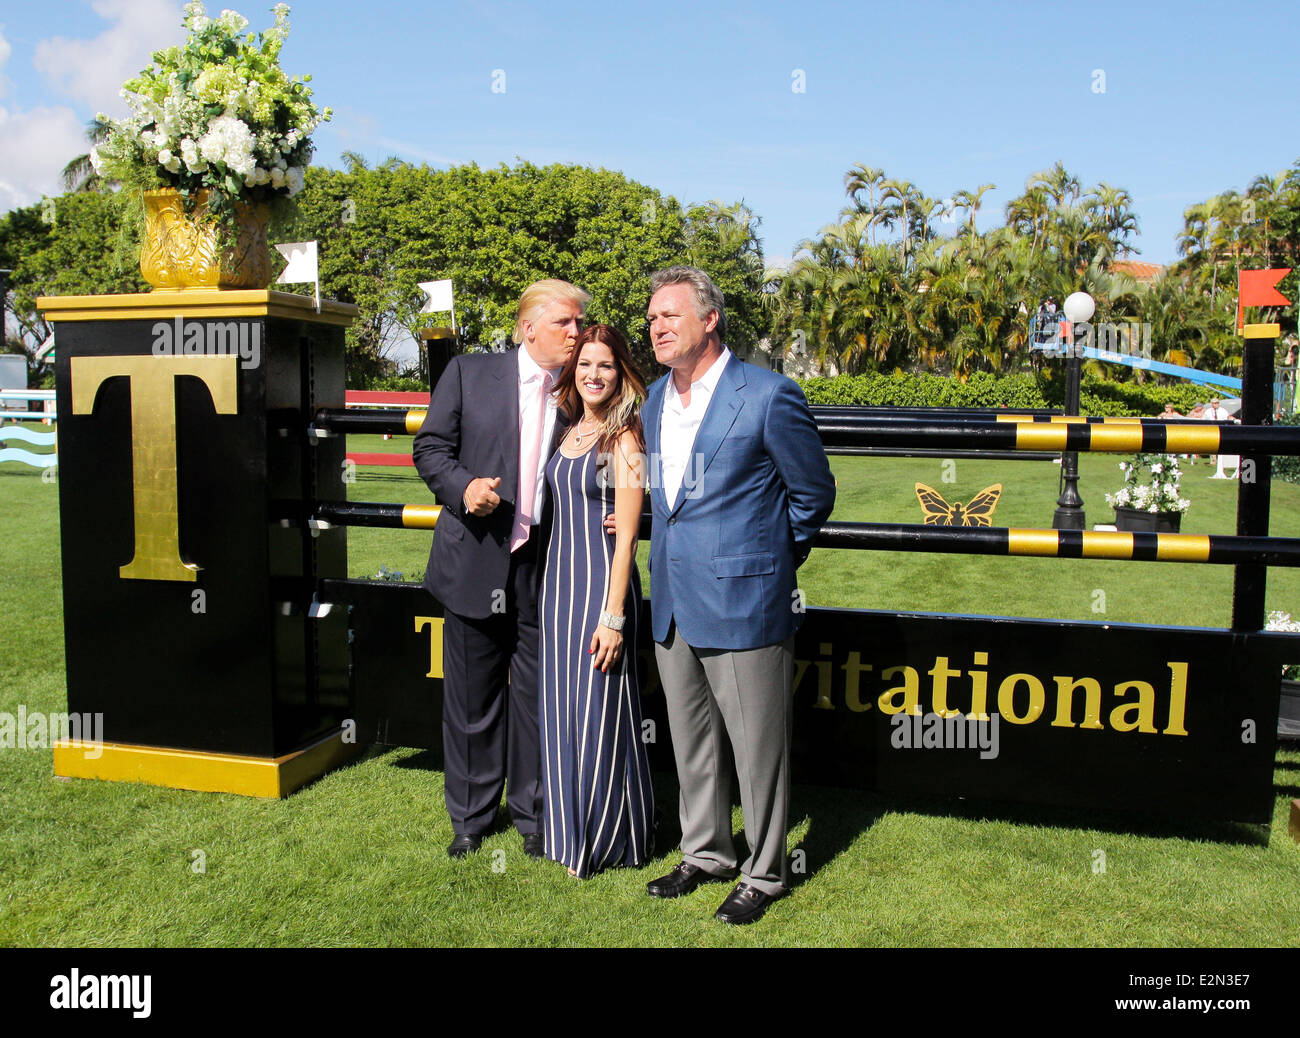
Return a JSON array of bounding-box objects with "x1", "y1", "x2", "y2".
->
[{"x1": 2, "y1": 0, "x2": 1298, "y2": 266}]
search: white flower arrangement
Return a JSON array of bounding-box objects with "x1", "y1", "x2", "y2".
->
[
  {"x1": 1105, "y1": 453, "x2": 1191, "y2": 514},
  {"x1": 1266, "y1": 611, "x2": 1300, "y2": 680},
  {"x1": 91, "y1": 2, "x2": 330, "y2": 232}
]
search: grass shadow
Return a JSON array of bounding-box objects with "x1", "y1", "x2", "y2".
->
[
  {"x1": 787, "y1": 784, "x2": 892, "y2": 890},
  {"x1": 861, "y1": 788, "x2": 1272, "y2": 847}
]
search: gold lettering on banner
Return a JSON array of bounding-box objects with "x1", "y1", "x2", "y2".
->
[
  {"x1": 1051, "y1": 676, "x2": 1105, "y2": 730},
  {"x1": 792, "y1": 647, "x2": 1193, "y2": 737},
  {"x1": 70, "y1": 355, "x2": 238, "y2": 582},
  {"x1": 414, "y1": 616, "x2": 444, "y2": 678},
  {"x1": 929, "y1": 656, "x2": 963, "y2": 718},
  {"x1": 1111, "y1": 680, "x2": 1158, "y2": 733},
  {"x1": 842, "y1": 652, "x2": 873, "y2": 712},
  {"x1": 967, "y1": 651, "x2": 991, "y2": 721},
  {"x1": 1163, "y1": 662, "x2": 1189, "y2": 736},
  {"x1": 879, "y1": 665, "x2": 921, "y2": 715},
  {"x1": 997, "y1": 673, "x2": 1046, "y2": 724}
]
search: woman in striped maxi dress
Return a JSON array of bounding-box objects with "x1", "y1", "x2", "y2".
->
[{"x1": 539, "y1": 324, "x2": 654, "y2": 878}]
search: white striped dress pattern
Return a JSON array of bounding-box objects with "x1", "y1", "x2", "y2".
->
[{"x1": 539, "y1": 443, "x2": 654, "y2": 878}]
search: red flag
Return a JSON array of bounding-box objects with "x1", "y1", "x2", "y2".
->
[{"x1": 1238, "y1": 268, "x2": 1292, "y2": 331}]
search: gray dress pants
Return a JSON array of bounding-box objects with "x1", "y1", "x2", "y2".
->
[{"x1": 655, "y1": 626, "x2": 795, "y2": 896}]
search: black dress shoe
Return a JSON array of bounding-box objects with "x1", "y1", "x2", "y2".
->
[
  {"x1": 646, "y1": 861, "x2": 730, "y2": 898},
  {"x1": 447, "y1": 834, "x2": 482, "y2": 858},
  {"x1": 714, "y1": 882, "x2": 780, "y2": 925},
  {"x1": 522, "y1": 833, "x2": 544, "y2": 859}
]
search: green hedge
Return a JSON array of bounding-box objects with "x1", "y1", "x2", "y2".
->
[
  {"x1": 796, "y1": 371, "x2": 1227, "y2": 418},
  {"x1": 1273, "y1": 412, "x2": 1300, "y2": 485}
]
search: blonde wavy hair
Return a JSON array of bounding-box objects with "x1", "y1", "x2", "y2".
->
[{"x1": 512, "y1": 279, "x2": 591, "y2": 345}]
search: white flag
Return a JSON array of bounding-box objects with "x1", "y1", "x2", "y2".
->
[
  {"x1": 419, "y1": 279, "x2": 454, "y2": 315},
  {"x1": 275, "y1": 241, "x2": 318, "y2": 284}
]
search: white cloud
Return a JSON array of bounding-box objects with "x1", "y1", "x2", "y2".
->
[
  {"x1": 0, "y1": 25, "x2": 11, "y2": 101},
  {"x1": 33, "y1": 0, "x2": 183, "y2": 116},
  {"x1": 0, "y1": 2, "x2": 180, "y2": 213},
  {"x1": 0, "y1": 103, "x2": 90, "y2": 213},
  {"x1": 1, "y1": 25, "x2": 88, "y2": 211}
]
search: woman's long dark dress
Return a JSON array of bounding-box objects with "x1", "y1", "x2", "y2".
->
[{"x1": 539, "y1": 442, "x2": 654, "y2": 877}]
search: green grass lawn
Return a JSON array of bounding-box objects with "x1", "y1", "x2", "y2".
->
[{"x1": 2, "y1": 441, "x2": 1299, "y2": 947}]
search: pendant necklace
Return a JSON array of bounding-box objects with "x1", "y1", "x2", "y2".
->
[{"x1": 573, "y1": 416, "x2": 599, "y2": 447}]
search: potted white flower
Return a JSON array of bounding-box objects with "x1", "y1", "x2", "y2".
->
[
  {"x1": 1105, "y1": 453, "x2": 1190, "y2": 533},
  {"x1": 1265, "y1": 611, "x2": 1300, "y2": 740},
  {"x1": 90, "y1": 2, "x2": 330, "y2": 290}
]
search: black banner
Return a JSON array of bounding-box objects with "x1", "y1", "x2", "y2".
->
[{"x1": 336, "y1": 578, "x2": 1284, "y2": 824}]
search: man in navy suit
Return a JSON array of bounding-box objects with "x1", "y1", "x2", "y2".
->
[
  {"x1": 413, "y1": 279, "x2": 588, "y2": 858},
  {"x1": 641, "y1": 267, "x2": 836, "y2": 924}
]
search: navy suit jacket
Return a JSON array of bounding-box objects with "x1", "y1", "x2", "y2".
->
[
  {"x1": 644, "y1": 352, "x2": 836, "y2": 650},
  {"x1": 412, "y1": 348, "x2": 568, "y2": 618}
]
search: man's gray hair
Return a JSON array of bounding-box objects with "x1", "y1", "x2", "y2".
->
[{"x1": 649, "y1": 266, "x2": 727, "y2": 340}]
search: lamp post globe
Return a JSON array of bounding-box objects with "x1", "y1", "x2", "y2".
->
[{"x1": 1063, "y1": 291, "x2": 1095, "y2": 326}]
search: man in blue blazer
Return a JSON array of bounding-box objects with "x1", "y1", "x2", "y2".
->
[
  {"x1": 413, "y1": 279, "x2": 587, "y2": 859},
  {"x1": 641, "y1": 267, "x2": 836, "y2": 924}
]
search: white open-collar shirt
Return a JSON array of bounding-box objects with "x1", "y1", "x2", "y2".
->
[
  {"x1": 518, "y1": 344, "x2": 562, "y2": 523},
  {"x1": 660, "y1": 346, "x2": 732, "y2": 509}
]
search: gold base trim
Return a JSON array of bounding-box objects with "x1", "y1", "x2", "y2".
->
[
  {"x1": 37, "y1": 289, "x2": 359, "y2": 327},
  {"x1": 52, "y1": 728, "x2": 361, "y2": 798}
]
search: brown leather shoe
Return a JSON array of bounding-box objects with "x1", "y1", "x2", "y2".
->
[{"x1": 646, "y1": 861, "x2": 731, "y2": 898}]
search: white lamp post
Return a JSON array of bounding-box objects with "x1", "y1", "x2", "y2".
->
[{"x1": 1053, "y1": 291, "x2": 1095, "y2": 530}]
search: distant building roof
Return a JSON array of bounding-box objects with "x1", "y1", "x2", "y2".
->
[{"x1": 1112, "y1": 260, "x2": 1165, "y2": 283}]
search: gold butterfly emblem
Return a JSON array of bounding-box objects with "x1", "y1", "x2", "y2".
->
[{"x1": 915, "y1": 483, "x2": 1003, "y2": 526}]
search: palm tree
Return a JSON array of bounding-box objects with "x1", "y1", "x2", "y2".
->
[
  {"x1": 60, "y1": 117, "x2": 114, "y2": 193},
  {"x1": 1247, "y1": 170, "x2": 1285, "y2": 266},
  {"x1": 339, "y1": 152, "x2": 409, "y2": 173},
  {"x1": 1005, "y1": 184, "x2": 1050, "y2": 254},
  {"x1": 880, "y1": 178, "x2": 918, "y2": 267},
  {"x1": 1030, "y1": 161, "x2": 1081, "y2": 209},
  {"x1": 843, "y1": 164, "x2": 886, "y2": 243},
  {"x1": 912, "y1": 194, "x2": 943, "y2": 247},
  {"x1": 1088, "y1": 182, "x2": 1139, "y2": 262},
  {"x1": 952, "y1": 183, "x2": 995, "y2": 238},
  {"x1": 1206, "y1": 191, "x2": 1247, "y2": 298}
]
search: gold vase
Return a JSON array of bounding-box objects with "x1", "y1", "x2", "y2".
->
[{"x1": 140, "y1": 188, "x2": 272, "y2": 291}]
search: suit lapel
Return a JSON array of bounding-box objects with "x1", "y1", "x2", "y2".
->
[
  {"x1": 668, "y1": 354, "x2": 745, "y2": 518},
  {"x1": 547, "y1": 396, "x2": 570, "y2": 457},
  {"x1": 645, "y1": 376, "x2": 669, "y2": 518},
  {"x1": 498, "y1": 349, "x2": 520, "y2": 508}
]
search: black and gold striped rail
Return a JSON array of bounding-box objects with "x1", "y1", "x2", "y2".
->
[
  {"x1": 313, "y1": 502, "x2": 1300, "y2": 567},
  {"x1": 815, "y1": 522, "x2": 1300, "y2": 567},
  {"x1": 813, "y1": 415, "x2": 1300, "y2": 455},
  {"x1": 314, "y1": 406, "x2": 1300, "y2": 456},
  {"x1": 314, "y1": 501, "x2": 440, "y2": 529},
  {"x1": 313, "y1": 407, "x2": 427, "y2": 436}
]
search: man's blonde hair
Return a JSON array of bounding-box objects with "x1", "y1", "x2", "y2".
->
[{"x1": 512, "y1": 279, "x2": 591, "y2": 344}]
